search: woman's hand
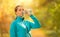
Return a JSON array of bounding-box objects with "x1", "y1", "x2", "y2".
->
[{"x1": 24, "y1": 9, "x2": 33, "y2": 16}]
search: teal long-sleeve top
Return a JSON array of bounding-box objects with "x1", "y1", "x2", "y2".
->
[{"x1": 10, "y1": 15, "x2": 41, "y2": 37}]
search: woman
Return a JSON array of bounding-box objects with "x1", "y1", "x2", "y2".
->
[{"x1": 10, "y1": 5, "x2": 41, "y2": 37}]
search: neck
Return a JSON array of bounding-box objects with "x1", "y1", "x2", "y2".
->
[
  {"x1": 16, "y1": 16, "x2": 24, "y2": 21},
  {"x1": 17, "y1": 14, "x2": 22, "y2": 17}
]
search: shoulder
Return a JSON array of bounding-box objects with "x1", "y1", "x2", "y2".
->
[{"x1": 10, "y1": 20, "x2": 17, "y2": 25}]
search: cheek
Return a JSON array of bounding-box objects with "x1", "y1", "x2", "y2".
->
[
  {"x1": 17, "y1": 10, "x2": 23, "y2": 14},
  {"x1": 17, "y1": 11, "x2": 21, "y2": 13},
  {"x1": 19, "y1": 11, "x2": 23, "y2": 15}
]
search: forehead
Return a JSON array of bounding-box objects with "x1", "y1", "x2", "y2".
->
[{"x1": 17, "y1": 6, "x2": 23, "y2": 9}]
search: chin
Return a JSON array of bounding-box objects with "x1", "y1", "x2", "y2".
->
[{"x1": 20, "y1": 15, "x2": 23, "y2": 17}]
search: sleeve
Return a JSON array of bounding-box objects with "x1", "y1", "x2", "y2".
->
[
  {"x1": 29, "y1": 15, "x2": 41, "y2": 29},
  {"x1": 10, "y1": 21, "x2": 17, "y2": 37}
]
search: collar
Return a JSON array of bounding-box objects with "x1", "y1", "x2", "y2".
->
[{"x1": 16, "y1": 16, "x2": 24, "y2": 22}]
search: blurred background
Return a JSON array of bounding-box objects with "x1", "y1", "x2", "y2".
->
[{"x1": 0, "y1": 0, "x2": 59, "y2": 37}]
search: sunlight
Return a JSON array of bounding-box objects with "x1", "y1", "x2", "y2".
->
[{"x1": 15, "y1": 0, "x2": 33, "y2": 7}]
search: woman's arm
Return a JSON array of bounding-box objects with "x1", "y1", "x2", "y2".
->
[
  {"x1": 29, "y1": 15, "x2": 41, "y2": 29},
  {"x1": 26, "y1": 9, "x2": 41, "y2": 29}
]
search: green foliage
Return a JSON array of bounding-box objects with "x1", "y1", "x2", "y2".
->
[{"x1": 33, "y1": 0, "x2": 60, "y2": 37}]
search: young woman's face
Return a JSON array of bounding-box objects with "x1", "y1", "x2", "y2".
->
[{"x1": 16, "y1": 6, "x2": 24, "y2": 17}]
